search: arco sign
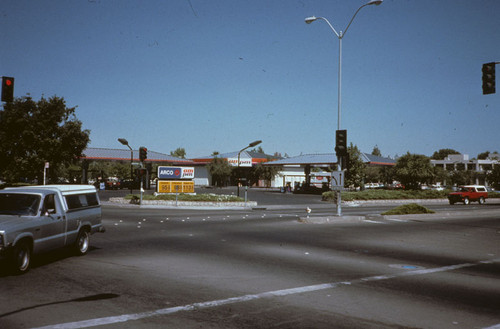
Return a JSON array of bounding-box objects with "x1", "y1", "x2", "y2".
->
[{"x1": 157, "y1": 166, "x2": 194, "y2": 180}]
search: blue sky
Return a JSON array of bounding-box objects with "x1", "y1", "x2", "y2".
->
[{"x1": 1, "y1": 0, "x2": 499, "y2": 159}]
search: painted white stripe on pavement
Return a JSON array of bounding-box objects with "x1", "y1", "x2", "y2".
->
[
  {"x1": 483, "y1": 324, "x2": 500, "y2": 329},
  {"x1": 385, "y1": 218, "x2": 408, "y2": 222},
  {"x1": 363, "y1": 219, "x2": 386, "y2": 224},
  {"x1": 33, "y1": 258, "x2": 499, "y2": 329}
]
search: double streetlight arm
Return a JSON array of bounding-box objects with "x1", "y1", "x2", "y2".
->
[
  {"x1": 305, "y1": 0, "x2": 382, "y2": 39},
  {"x1": 305, "y1": 0, "x2": 382, "y2": 131}
]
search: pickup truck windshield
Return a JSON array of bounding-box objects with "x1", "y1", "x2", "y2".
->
[{"x1": 0, "y1": 194, "x2": 41, "y2": 216}]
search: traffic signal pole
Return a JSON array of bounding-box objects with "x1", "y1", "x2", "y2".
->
[{"x1": 138, "y1": 147, "x2": 148, "y2": 206}]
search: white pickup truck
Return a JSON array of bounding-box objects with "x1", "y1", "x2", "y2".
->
[{"x1": 0, "y1": 185, "x2": 105, "y2": 273}]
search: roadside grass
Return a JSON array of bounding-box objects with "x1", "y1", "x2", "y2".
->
[
  {"x1": 125, "y1": 193, "x2": 244, "y2": 202},
  {"x1": 381, "y1": 203, "x2": 435, "y2": 215},
  {"x1": 323, "y1": 189, "x2": 500, "y2": 203},
  {"x1": 322, "y1": 189, "x2": 450, "y2": 202}
]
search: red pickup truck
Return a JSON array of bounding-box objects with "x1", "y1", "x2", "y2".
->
[{"x1": 447, "y1": 185, "x2": 488, "y2": 205}]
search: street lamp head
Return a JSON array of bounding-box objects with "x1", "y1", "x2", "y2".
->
[
  {"x1": 304, "y1": 16, "x2": 317, "y2": 24},
  {"x1": 367, "y1": 0, "x2": 383, "y2": 5},
  {"x1": 118, "y1": 138, "x2": 129, "y2": 146},
  {"x1": 248, "y1": 140, "x2": 262, "y2": 148}
]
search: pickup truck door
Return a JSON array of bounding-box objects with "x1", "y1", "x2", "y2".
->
[{"x1": 34, "y1": 193, "x2": 66, "y2": 253}]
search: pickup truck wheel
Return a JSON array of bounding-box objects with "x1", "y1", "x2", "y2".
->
[
  {"x1": 12, "y1": 241, "x2": 31, "y2": 274},
  {"x1": 479, "y1": 197, "x2": 485, "y2": 205},
  {"x1": 463, "y1": 197, "x2": 470, "y2": 205},
  {"x1": 74, "y1": 229, "x2": 90, "y2": 256}
]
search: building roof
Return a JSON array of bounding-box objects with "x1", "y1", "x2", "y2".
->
[
  {"x1": 265, "y1": 153, "x2": 396, "y2": 166},
  {"x1": 360, "y1": 153, "x2": 396, "y2": 166},
  {"x1": 79, "y1": 147, "x2": 395, "y2": 167},
  {"x1": 264, "y1": 153, "x2": 337, "y2": 166},
  {"x1": 80, "y1": 147, "x2": 193, "y2": 165}
]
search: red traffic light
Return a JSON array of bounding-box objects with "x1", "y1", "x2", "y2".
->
[
  {"x1": 139, "y1": 146, "x2": 148, "y2": 162},
  {"x1": 1, "y1": 76, "x2": 14, "y2": 102}
]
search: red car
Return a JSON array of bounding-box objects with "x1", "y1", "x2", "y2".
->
[
  {"x1": 447, "y1": 185, "x2": 488, "y2": 205},
  {"x1": 105, "y1": 178, "x2": 121, "y2": 190}
]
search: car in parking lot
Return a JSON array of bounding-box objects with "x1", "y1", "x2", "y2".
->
[
  {"x1": 120, "y1": 179, "x2": 141, "y2": 190},
  {"x1": 104, "y1": 177, "x2": 120, "y2": 190},
  {"x1": 447, "y1": 185, "x2": 488, "y2": 205}
]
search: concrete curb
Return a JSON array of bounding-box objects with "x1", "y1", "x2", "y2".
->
[
  {"x1": 105, "y1": 197, "x2": 257, "y2": 210},
  {"x1": 299, "y1": 208, "x2": 500, "y2": 224}
]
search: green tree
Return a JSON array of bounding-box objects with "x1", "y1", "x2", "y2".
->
[
  {"x1": 170, "y1": 147, "x2": 186, "y2": 159},
  {"x1": 432, "y1": 166, "x2": 449, "y2": 186},
  {"x1": 364, "y1": 166, "x2": 381, "y2": 183},
  {"x1": 207, "y1": 156, "x2": 233, "y2": 187},
  {"x1": 477, "y1": 151, "x2": 490, "y2": 160},
  {"x1": 371, "y1": 145, "x2": 382, "y2": 157},
  {"x1": 345, "y1": 144, "x2": 366, "y2": 189},
  {"x1": 250, "y1": 146, "x2": 264, "y2": 154},
  {"x1": 487, "y1": 165, "x2": 500, "y2": 190},
  {"x1": 394, "y1": 153, "x2": 433, "y2": 190},
  {"x1": 449, "y1": 170, "x2": 476, "y2": 187},
  {"x1": 87, "y1": 161, "x2": 129, "y2": 180},
  {"x1": 431, "y1": 149, "x2": 460, "y2": 160},
  {"x1": 0, "y1": 96, "x2": 90, "y2": 182},
  {"x1": 490, "y1": 152, "x2": 500, "y2": 160},
  {"x1": 248, "y1": 163, "x2": 281, "y2": 187}
]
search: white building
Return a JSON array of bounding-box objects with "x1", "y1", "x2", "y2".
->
[
  {"x1": 430, "y1": 154, "x2": 500, "y2": 186},
  {"x1": 265, "y1": 153, "x2": 396, "y2": 189}
]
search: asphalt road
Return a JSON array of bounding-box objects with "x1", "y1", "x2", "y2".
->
[{"x1": 1, "y1": 199, "x2": 499, "y2": 328}]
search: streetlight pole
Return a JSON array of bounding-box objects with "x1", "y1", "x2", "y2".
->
[
  {"x1": 118, "y1": 138, "x2": 134, "y2": 195},
  {"x1": 305, "y1": 0, "x2": 382, "y2": 216},
  {"x1": 237, "y1": 140, "x2": 262, "y2": 197}
]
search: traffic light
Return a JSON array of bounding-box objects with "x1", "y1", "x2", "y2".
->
[
  {"x1": 136, "y1": 168, "x2": 147, "y2": 176},
  {"x1": 1, "y1": 76, "x2": 14, "y2": 102},
  {"x1": 335, "y1": 130, "x2": 347, "y2": 157},
  {"x1": 139, "y1": 146, "x2": 148, "y2": 162},
  {"x1": 482, "y1": 62, "x2": 496, "y2": 95}
]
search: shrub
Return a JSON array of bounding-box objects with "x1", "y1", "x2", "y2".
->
[
  {"x1": 322, "y1": 191, "x2": 337, "y2": 202},
  {"x1": 381, "y1": 203, "x2": 435, "y2": 215},
  {"x1": 126, "y1": 193, "x2": 244, "y2": 202},
  {"x1": 322, "y1": 189, "x2": 449, "y2": 202}
]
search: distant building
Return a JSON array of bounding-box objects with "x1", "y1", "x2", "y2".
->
[
  {"x1": 430, "y1": 154, "x2": 500, "y2": 186},
  {"x1": 192, "y1": 151, "x2": 280, "y2": 186},
  {"x1": 265, "y1": 153, "x2": 396, "y2": 189}
]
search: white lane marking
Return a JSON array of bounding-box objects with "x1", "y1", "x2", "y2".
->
[
  {"x1": 484, "y1": 324, "x2": 500, "y2": 329},
  {"x1": 34, "y1": 258, "x2": 499, "y2": 329},
  {"x1": 385, "y1": 218, "x2": 408, "y2": 222},
  {"x1": 363, "y1": 219, "x2": 386, "y2": 224}
]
